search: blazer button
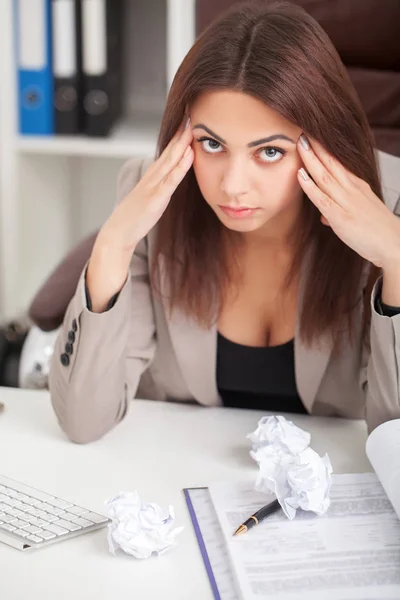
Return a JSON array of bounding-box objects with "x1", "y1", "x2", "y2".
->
[
  {"x1": 68, "y1": 330, "x2": 76, "y2": 343},
  {"x1": 65, "y1": 342, "x2": 73, "y2": 356},
  {"x1": 72, "y1": 319, "x2": 78, "y2": 332},
  {"x1": 60, "y1": 353, "x2": 70, "y2": 367}
]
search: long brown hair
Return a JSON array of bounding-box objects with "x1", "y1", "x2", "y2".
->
[{"x1": 153, "y1": 0, "x2": 382, "y2": 349}]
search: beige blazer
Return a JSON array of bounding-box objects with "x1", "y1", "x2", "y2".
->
[{"x1": 49, "y1": 151, "x2": 400, "y2": 443}]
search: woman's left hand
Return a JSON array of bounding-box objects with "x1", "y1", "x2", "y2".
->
[{"x1": 297, "y1": 134, "x2": 400, "y2": 271}]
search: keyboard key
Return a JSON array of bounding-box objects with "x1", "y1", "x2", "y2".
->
[
  {"x1": 47, "y1": 498, "x2": 73, "y2": 510},
  {"x1": 13, "y1": 519, "x2": 31, "y2": 529},
  {"x1": 39, "y1": 530, "x2": 56, "y2": 540},
  {"x1": 40, "y1": 513, "x2": 58, "y2": 523},
  {"x1": 42, "y1": 502, "x2": 61, "y2": 513},
  {"x1": 23, "y1": 525, "x2": 43, "y2": 535},
  {"x1": 18, "y1": 515, "x2": 32, "y2": 524},
  {"x1": 56, "y1": 519, "x2": 81, "y2": 532},
  {"x1": 7, "y1": 508, "x2": 24, "y2": 518},
  {"x1": 32, "y1": 518, "x2": 48, "y2": 527},
  {"x1": 1, "y1": 515, "x2": 17, "y2": 523},
  {"x1": 8, "y1": 490, "x2": 22, "y2": 500},
  {"x1": 22, "y1": 489, "x2": 57, "y2": 504},
  {"x1": 26, "y1": 535, "x2": 43, "y2": 543},
  {"x1": 18, "y1": 515, "x2": 36, "y2": 526},
  {"x1": 14, "y1": 494, "x2": 27, "y2": 501},
  {"x1": 3, "y1": 498, "x2": 22, "y2": 508},
  {"x1": 34, "y1": 501, "x2": 49, "y2": 511},
  {"x1": 24, "y1": 506, "x2": 38, "y2": 516},
  {"x1": 72, "y1": 517, "x2": 94, "y2": 528},
  {"x1": 85, "y1": 512, "x2": 109, "y2": 524},
  {"x1": 65, "y1": 506, "x2": 88, "y2": 517},
  {"x1": 23, "y1": 497, "x2": 41, "y2": 507},
  {"x1": 17, "y1": 494, "x2": 31, "y2": 503},
  {"x1": 13, "y1": 528, "x2": 30, "y2": 537},
  {"x1": 47, "y1": 507, "x2": 67, "y2": 517},
  {"x1": 44, "y1": 524, "x2": 69, "y2": 536},
  {"x1": 0, "y1": 523, "x2": 16, "y2": 532}
]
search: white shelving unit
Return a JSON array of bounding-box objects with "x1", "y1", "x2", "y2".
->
[{"x1": 0, "y1": 0, "x2": 196, "y2": 321}]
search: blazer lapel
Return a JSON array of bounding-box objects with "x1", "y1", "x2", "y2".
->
[
  {"x1": 294, "y1": 327, "x2": 333, "y2": 414},
  {"x1": 294, "y1": 248, "x2": 333, "y2": 413},
  {"x1": 157, "y1": 254, "x2": 221, "y2": 407}
]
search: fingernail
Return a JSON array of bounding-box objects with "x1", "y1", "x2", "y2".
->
[
  {"x1": 299, "y1": 134, "x2": 310, "y2": 150},
  {"x1": 185, "y1": 117, "x2": 191, "y2": 130},
  {"x1": 299, "y1": 168, "x2": 309, "y2": 181}
]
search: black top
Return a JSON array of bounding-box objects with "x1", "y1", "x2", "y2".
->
[{"x1": 216, "y1": 332, "x2": 307, "y2": 414}]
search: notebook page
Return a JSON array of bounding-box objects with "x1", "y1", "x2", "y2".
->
[
  {"x1": 366, "y1": 419, "x2": 400, "y2": 518},
  {"x1": 184, "y1": 488, "x2": 239, "y2": 600},
  {"x1": 209, "y1": 474, "x2": 400, "y2": 600}
]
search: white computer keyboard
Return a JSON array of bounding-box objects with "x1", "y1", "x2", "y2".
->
[{"x1": 0, "y1": 474, "x2": 110, "y2": 551}]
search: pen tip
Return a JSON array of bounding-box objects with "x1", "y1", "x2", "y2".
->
[{"x1": 233, "y1": 525, "x2": 247, "y2": 537}]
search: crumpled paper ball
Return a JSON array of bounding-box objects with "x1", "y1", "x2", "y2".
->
[
  {"x1": 105, "y1": 491, "x2": 184, "y2": 559},
  {"x1": 248, "y1": 414, "x2": 311, "y2": 455},
  {"x1": 247, "y1": 415, "x2": 332, "y2": 519}
]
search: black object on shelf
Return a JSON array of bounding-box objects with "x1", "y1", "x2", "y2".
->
[{"x1": 81, "y1": 0, "x2": 124, "y2": 137}]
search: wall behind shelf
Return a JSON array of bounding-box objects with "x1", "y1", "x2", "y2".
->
[
  {"x1": 17, "y1": 154, "x2": 127, "y2": 313},
  {"x1": 69, "y1": 157, "x2": 128, "y2": 244}
]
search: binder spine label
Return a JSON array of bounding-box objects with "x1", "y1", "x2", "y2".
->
[
  {"x1": 82, "y1": 0, "x2": 107, "y2": 75},
  {"x1": 17, "y1": 0, "x2": 47, "y2": 69},
  {"x1": 52, "y1": 0, "x2": 77, "y2": 77}
]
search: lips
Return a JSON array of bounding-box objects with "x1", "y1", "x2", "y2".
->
[
  {"x1": 219, "y1": 205, "x2": 259, "y2": 219},
  {"x1": 221, "y1": 206, "x2": 253, "y2": 211}
]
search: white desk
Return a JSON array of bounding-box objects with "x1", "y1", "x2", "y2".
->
[{"x1": 0, "y1": 387, "x2": 371, "y2": 600}]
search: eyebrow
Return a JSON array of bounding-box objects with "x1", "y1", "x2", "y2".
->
[{"x1": 192, "y1": 124, "x2": 296, "y2": 146}]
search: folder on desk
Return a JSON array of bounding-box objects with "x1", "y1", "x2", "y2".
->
[
  {"x1": 81, "y1": 0, "x2": 124, "y2": 137},
  {"x1": 15, "y1": 0, "x2": 54, "y2": 135},
  {"x1": 51, "y1": 0, "x2": 84, "y2": 134}
]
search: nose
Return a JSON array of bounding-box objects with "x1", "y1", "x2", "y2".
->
[{"x1": 220, "y1": 158, "x2": 251, "y2": 198}]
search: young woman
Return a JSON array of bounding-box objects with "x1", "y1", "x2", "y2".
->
[{"x1": 49, "y1": 0, "x2": 400, "y2": 443}]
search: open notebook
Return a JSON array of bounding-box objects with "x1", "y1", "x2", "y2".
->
[{"x1": 184, "y1": 419, "x2": 400, "y2": 600}]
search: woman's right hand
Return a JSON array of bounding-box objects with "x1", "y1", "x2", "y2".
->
[
  {"x1": 98, "y1": 118, "x2": 193, "y2": 255},
  {"x1": 86, "y1": 117, "x2": 193, "y2": 312}
]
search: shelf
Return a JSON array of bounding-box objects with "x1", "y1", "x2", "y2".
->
[{"x1": 15, "y1": 115, "x2": 161, "y2": 159}]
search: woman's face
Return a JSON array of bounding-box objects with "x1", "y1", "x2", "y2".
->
[{"x1": 190, "y1": 90, "x2": 305, "y2": 241}]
